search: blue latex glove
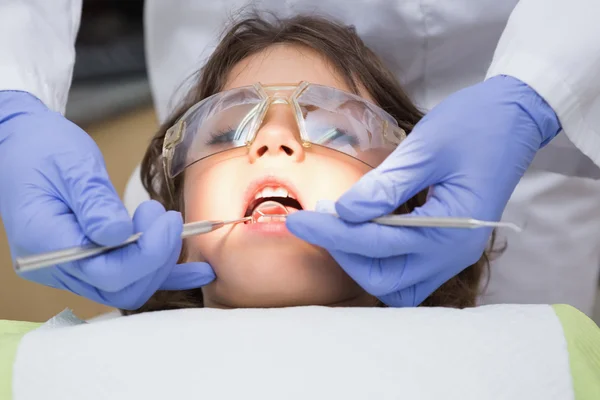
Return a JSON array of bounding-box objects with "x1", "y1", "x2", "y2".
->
[
  {"x1": 287, "y1": 75, "x2": 561, "y2": 307},
  {"x1": 0, "y1": 91, "x2": 215, "y2": 310}
]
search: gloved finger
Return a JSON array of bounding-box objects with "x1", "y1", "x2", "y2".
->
[
  {"x1": 57, "y1": 154, "x2": 133, "y2": 247},
  {"x1": 133, "y1": 200, "x2": 166, "y2": 232},
  {"x1": 377, "y1": 286, "x2": 415, "y2": 308},
  {"x1": 335, "y1": 136, "x2": 439, "y2": 222},
  {"x1": 104, "y1": 236, "x2": 183, "y2": 310},
  {"x1": 416, "y1": 180, "x2": 487, "y2": 221},
  {"x1": 407, "y1": 190, "x2": 493, "y2": 257},
  {"x1": 327, "y1": 249, "x2": 408, "y2": 298},
  {"x1": 96, "y1": 201, "x2": 181, "y2": 309},
  {"x1": 50, "y1": 268, "x2": 107, "y2": 306},
  {"x1": 50, "y1": 200, "x2": 167, "y2": 292},
  {"x1": 16, "y1": 266, "x2": 60, "y2": 288},
  {"x1": 93, "y1": 200, "x2": 170, "y2": 295},
  {"x1": 286, "y1": 210, "x2": 426, "y2": 258},
  {"x1": 12, "y1": 206, "x2": 83, "y2": 256},
  {"x1": 159, "y1": 262, "x2": 216, "y2": 290},
  {"x1": 73, "y1": 210, "x2": 184, "y2": 292}
]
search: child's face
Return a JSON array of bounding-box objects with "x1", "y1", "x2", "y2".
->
[{"x1": 183, "y1": 44, "x2": 386, "y2": 308}]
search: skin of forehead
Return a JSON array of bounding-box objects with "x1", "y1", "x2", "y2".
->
[{"x1": 223, "y1": 44, "x2": 376, "y2": 102}]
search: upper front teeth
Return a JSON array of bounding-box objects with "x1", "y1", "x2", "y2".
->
[{"x1": 254, "y1": 186, "x2": 295, "y2": 200}]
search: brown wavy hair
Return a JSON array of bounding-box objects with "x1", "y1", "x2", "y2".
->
[{"x1": 123, "y1": 12, "x2": 495, "y2": 315}]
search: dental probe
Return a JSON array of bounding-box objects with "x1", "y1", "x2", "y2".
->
[
  {"x1": 369, "y1": 215, "x2": 522, "y2": 232},
  {"x1": 14, "y1": 217, "x2": 252, "y2": 273}
]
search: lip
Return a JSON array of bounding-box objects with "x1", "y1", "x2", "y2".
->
[
  {"x1": 241, "y1": 220, "x2": 291, "y2": 236},
  {"x1": 241, "y1": 174, "x2": 304, "y2": 218}
]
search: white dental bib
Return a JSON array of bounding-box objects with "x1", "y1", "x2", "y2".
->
[{"x1": 11, "y1": 305, "x2": 595, "y2": 400}]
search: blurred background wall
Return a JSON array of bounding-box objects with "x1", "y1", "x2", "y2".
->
[{"x1": 0, "y1": 0, "x2": 155, "y2": 321}]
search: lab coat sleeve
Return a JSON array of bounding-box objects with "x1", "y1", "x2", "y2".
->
[
  {"x1": 486, "y1": 0, "x2": 600, "y2": 166},
  {"x1": 0, "y1": 0, "x2": 82, "y2": 114}
]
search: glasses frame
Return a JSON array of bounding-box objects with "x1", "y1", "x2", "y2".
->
[{"x1": 161, "y1": 81, "x2": 407, "y2": 199}]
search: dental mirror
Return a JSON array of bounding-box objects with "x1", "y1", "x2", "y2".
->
[{"x1": 251, "y1": 200, "x2": 289, "y2": 223}]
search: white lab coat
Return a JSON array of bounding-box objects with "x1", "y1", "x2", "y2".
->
[{"x1": 1, "y1": 0, "x2": 600, "y2": 314}]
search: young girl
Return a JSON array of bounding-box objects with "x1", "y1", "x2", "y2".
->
[{"x1": 124, "y1": 13, "x2": 494, "y2": 313}]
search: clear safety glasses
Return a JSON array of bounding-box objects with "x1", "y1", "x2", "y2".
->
[{"x1": 162, "y1": 81, "x2": 407, "y2": 179}]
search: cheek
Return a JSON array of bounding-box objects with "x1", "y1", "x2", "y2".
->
[
  {"x1": 183, "y1": 160, "x2": 246, "y2": 220},
  {"x1": 300, "y1": 154, "x2": 373, "y2": 210},
  {"x1": 359, "y1": 148, "x2": 394, "y2": 168},
  {"x1": 182, "y1": 160, "x2": 247, "y2": 262}
]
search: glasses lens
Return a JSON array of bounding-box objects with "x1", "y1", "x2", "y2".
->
[
  {"x1": 297, "y1": 85, "x2": 398, "y2": 165},
  {"x1": 169, "y1": 87, "x2": 263, "y2": 176},
  {"x1": 301, "y1": 104, "x2": 368, "y2": 155}
]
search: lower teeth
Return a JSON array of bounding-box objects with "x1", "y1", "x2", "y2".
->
[{"x1": 255, "y1": 215, "x2": 287, "y2": 223}]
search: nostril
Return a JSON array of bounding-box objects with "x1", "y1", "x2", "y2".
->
[
  {"x1": 255, "y1": 145, "x2": 294, "y2": 157},
  {"x1": 282, "y1": 145, "x2": 293, "y2": 156},
  {"x1": 256, "y1": 146, "x2": 268, "y2": 157}
]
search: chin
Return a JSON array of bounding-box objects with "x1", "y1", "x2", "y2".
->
[{"x1": 202, "y1": 252, "x2": 366, "y2": 308}]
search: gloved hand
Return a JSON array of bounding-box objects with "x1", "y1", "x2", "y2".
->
[
  {"x1": 287, "y1": 75, "x2": 561, "y2": 307},
  {"x1": 0, "y1": 91, "x2": 214, "y2": 310}
]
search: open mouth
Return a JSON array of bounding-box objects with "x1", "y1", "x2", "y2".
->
[{"x1": 243, "y1": 182, "x2": 304, "y2": 222}]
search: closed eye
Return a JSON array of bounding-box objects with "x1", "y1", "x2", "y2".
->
[
  {"x1": 206, "y1": 128, "x2": 236, "y2": 145},
  {"x1": 314, "y1": 128, "x2": 359, "y2": 146}
]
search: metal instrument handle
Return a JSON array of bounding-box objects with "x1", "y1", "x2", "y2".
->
[
  {"x1": 372, "y1": 215, "x2": 521, "y2": 231},
  {"x1": 14, "y1": 217, "x2": 251, "y2": 273}
]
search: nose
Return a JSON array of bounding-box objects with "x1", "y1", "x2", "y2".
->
[{"x1": 247, "y1": 104, "x2": 305, "y2": 163}]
